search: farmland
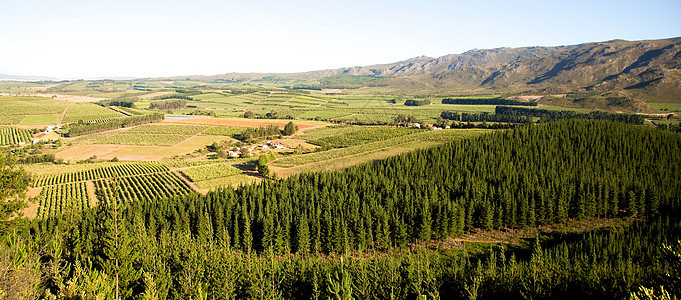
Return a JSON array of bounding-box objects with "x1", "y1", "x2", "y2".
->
[
  {"x1": 62, "y1": 103, "x2": 124, "y2": 124},
  {"x1": 94, "y1": 172, "x2": 194, "y2": 205},
  {"x1": 0, "y1": 126, "x2": 33, "y2": 145},
  {"x1": 36, "y1": 181, "x2": 92, "y2": 218},
  {"x1": 1, "y1": 71, "x2": 680, "y2": 300},
  {"x1": 93, "y1": 124, "x2": 208, "y2": 146},
  {"x1": 178, "y1": 163, "x2": 242, "y2": 182}
]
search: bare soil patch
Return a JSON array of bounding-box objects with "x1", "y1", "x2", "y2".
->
[
  {"x1": 22, "y1": 187, "x2": 43, "y2": 219},
  {"x1": 23, "y1": 93, "x2": 106, "y2": 102}
]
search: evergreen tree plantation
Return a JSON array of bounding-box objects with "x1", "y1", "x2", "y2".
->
[{"x1": 0, "y1": 119, "x2": 679, "y2": 299}]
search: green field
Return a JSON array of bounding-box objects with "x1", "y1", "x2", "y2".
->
[
  {"x1": 62, "y1": 103, "x2": 125, "y2": 124},
  {"x1": 202, "y1": 126, "x2": 246, "y2": 136},
  {"x1": 179, "y1": 163, "x2": 242, "y2": 182},
  {"x1": 21, "y1": 114, "x2": 61, "y2": 125},
  {"x1": 649, "y1": 102, "x2": 681, "y2": 112},
  {"x1": 0, "y1": 96, "x2": 68, "y2": 125},
  {"x1": 92, "y1": 124, "x2": 209, "y2": 146},
  {"x1": 194, "y1": 173, "x2": 261, "y2": 190}
]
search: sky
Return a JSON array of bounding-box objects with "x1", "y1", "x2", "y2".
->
[{"x1": 1, "y1": 0, "x2": 680, "y2": 79}]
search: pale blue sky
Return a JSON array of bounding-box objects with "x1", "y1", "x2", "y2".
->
[{"x1": 1, "y1": 0, "x2": 679, "y2": 79}]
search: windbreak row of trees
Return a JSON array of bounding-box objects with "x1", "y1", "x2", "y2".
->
[
  {"x1": 149, "y1": 99, "x2": 187, "y2": 110},
  {"x1": 96, "y1": 98, "x2": 137, "y2": 108},
  {"x1": 440, "y1": 111, "x2": 533, "y2": 123},
  {"x1": 63, "y1": 113, "x2": 164, "y2": 137},
  {"x1": 495, "y1": 106, "x2": 646, "y2": 124},
  {"x1": 404, "y1": 99, "x2": 431, "y2": 106},
  {"x1": 236, "y1": 122, "x2": 297, "y2": 141},
  {"x1": 442, "y1": 97, "x2": 537, "y2": 106}
]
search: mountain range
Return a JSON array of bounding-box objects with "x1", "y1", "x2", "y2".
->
[{"x1": 173, "y1": 37, "x2": 681, "y2": 102}]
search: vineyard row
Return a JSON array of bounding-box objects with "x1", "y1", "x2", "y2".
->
[
  {"x1": 94, "y1": 172, "x2": 194, "y2": 205},
  {"x1": 36, "y1": 181, "x2": 91, "y2": 218},
  {"x1": 34, "y1": 163, "x2": 170, "y2": 187}
]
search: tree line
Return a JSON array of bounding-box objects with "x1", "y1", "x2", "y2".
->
[
  {"x1": 97, "y1": 98, "x2": 136, "y2": 108},
  {"x1": 404, "y1": 99, "x2": 431, "y2": 106},
  {"x1": 149, "y1": 99, "x2": 187, "y2": 110},
  {"x1": 63, "y1": 113, "x2": 164, "y2": 137},
  {"x1": 440, "y1": 111, "x2": 533, "y2": 123},
  {"x1": 442, "y1": 97, "x2": 537, "y2": 106},
  {"x1": 495, "y1": 106, "x2": 646, "y2": 124}
]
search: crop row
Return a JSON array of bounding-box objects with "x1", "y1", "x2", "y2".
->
[
  {"x1": 0, "y1": 126, "x2": 33, "y2": 145},
  {"x1": 94, "y1": 172, "x2": 194, "y2": 205},
  {"x1": 0, "y1": 96, "x2": 68, "y2": 116},
  {"x1": 308, "y1": 126, "x2": 419, "y2": 148},
  {"x1": 179, "y1": 163, "x2": 242, "y2": 182},
  {"x1": 124, "y1": 124, "x2": 208, "y2": 135},
  {"x1": 36, "y1": 181, "x2": 91, "y2": 218},
  {"x1": 202, "y1": 126, "x2": 245, "y2": 136},
  {"x1": 62, "y1": 103, "x2": 124, "y2": 123},
  {"x1": 95, "y1": 133, "x2": 190, "y2": 146},
  {"x1": 34, "y1": 163, "x2": 170, "y2": 186}
]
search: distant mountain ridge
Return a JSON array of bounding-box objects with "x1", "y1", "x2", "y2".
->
[{"x1": 172, "y1": 37, "x2": 681, "y2": 101}]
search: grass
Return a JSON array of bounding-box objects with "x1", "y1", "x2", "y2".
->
[
  {"x1": 21, "y1": 114, "x2": 61, "y2": 125},
  {"x1": 648, "y1": 103, "x2": 681, "y2": 112}
]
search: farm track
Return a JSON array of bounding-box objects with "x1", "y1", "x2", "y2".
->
[
  {"x1": 59, "y1": 102, "x2": 74, "y2": 123},
  {"x1": 86, "y1": 181, "x2": 98, "y2": 206},
  {"x1": 170, "y1": 169, "x2": 201, "y2": 194}
]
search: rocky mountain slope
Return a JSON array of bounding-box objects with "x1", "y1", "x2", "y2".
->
[{"x1": 170, "y1": 37, "x2": 681, "y2": 102}]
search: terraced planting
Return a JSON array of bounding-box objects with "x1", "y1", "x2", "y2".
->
[
  {"x1": 179, "y1": 163, "x2": 242, "y2": 182},
  {"x1": 62, "y1": 103, "x2": 125, "y2": 123},
  {"x1": 34, "y1": 163, "x2": 169, "y2": 186},
  {"x1": 0, "y1": 126, "x2": 33, "y2": 145},
  {"x1": 36, "y1": 181, "x2": 91, "y2": 218},
  {"x1": 94, "y1": 172, "x2": 194, "y2": 204}
]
